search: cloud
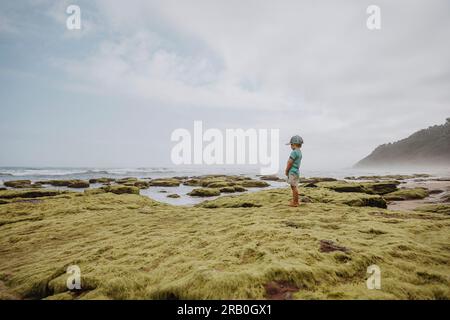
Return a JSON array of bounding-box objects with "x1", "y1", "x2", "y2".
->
[{"x1": 2, "y1": 0, "x2": 449, "y2": 169}]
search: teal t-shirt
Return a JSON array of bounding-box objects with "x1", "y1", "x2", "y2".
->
[{"x1": 289, "y1": 149, "x2": 302, "y2": 176}]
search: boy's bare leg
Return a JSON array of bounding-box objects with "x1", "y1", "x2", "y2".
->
[{"x1": 289, "y1": 185, "x2": 299, "y2": 206}]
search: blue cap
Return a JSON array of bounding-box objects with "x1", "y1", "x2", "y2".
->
[{"x1": 286, "y1": 135, "x2": 304, "y2": 145}]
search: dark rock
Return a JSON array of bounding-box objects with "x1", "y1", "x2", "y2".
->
[
  {"x1": 264, "y1": 281, "x2": 299, "y2": 300},
  {"x1": 319, "y1": 240, "x2": 350, "y2": 253}
]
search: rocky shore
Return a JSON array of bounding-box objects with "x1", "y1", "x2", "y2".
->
[{"x1": 0, "y1": 173, "x2": 449, "y2": 299}]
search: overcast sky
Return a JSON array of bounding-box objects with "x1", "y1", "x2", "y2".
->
[{"x1": 0, "y1": 0, "x2": 449, "y2": 170}]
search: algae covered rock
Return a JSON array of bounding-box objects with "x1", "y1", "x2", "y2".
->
[
  {"x1": 67, "y1": 180, "x2": 90, "y2": 189},
  {"x1": 167, "y1": 194, "x2": 181, "y2": 198},
  {"x1": 133, "y1": 181, "x2": 150, "y2": 189},
  {"x1": 259, "y1": 175, "x2": 284, "y2": 182},
  {"x1": 43, "y1": 179, "x2": 90, "y2": 188},
  {"x1": 219, "y1": 186, "x2": 247, "y2": 193},
  {"x1": 0, "y1": 189, "x2": 65, "y2": 199},
  {"x1": 240, "y1": 180, "x2": 270, "y2": 188},
  {"x1": 183, "y1": 179, "x2": 201, "y2": 186},
  {"x1": 302, "y1": 187, "x2": 387, "y2": 208},
  {"x1": 203, "y1": 181, "x2": 234, "y2": 188},
  {"x1": 89, "y1": 178, "x2": 115, "y2": 184},
  {"x1": 116, "y1": 177, "x2": 140, "y2": 186},
  {"x1": 299, "y1": 177, "x2": 337, "y2": 184},
  {"x1": 84, "y1": 188, "x2": 107, "y2": 195},
  {"x1": 101, "y1": 185, "x2": 140, "y2": 195},
  {"x1": 188, "y1": 188, "x2": 221, "y2": 197},
  {"x1": 148, "y1": 179, "x2": 180, "y2": 187},
  {"x1": 318, "y1": 181, "x2": 399, "y2": 195},
  {"x1": 3, "y1": 180, "x2": 33, "y2": 188},
  {"x1": 414, "y1": 204, "x2": 450, "y2": 215},
  {"x1": 199, "y1": 197, "x2": 262, "y2": 208},
  {"x1": 384, "y1": 188, "x2": 429, "y2": 201}
]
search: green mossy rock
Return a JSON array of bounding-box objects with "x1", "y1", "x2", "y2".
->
[
  {"x1": 4, "y1": 180, "x2": 32, "y2": 188},
  {"x1": 345, "y1": 174, "x2": 431, "y2": 181},
  {"x1": 148, "y1": 179, "x2": 180, "y2": 187},
  {"x1": 384, "y1": 188, "x2": 430, "y2": 201},
  {"x1": 188, "y1": 188, "x2": 221, "y2": 197},
  {"x1": 259, "y1": 175, "x2": 284, "y2": 182},
  {"x1": 219, "y1": 186, "x2": 248, "y2": 193},
  {"x1": 299, "y1": 177, "x2": 337, "y2": 184},
  {"x1": 133, "y1": 181, "x2": 150, "y2": 189},
  {"x1": 42, "y1": 180, "x2": 89, "y2": 188},
  {"x1": 0, "y1": 189, "x2": 65, "y2": 199},
  {"x1": 318, "y1": 181, "x2": 400, "y2": 195},
  {"x1": 101, "y1": 185, "x2": 140, "y2": 195},
  {"x1": 67, "y1": 180, "x2": 90, "y2": 189},
  {"x1": 183, "y1": 179, "x2": 201, "y2": 186},
  {"x1": 89, "y1": 178, "x2": 115, "y2": 184},
  {"x1": 414, "y1": 204, "x2": 450, "y2": 215},
  {"x1": 84, "y1": 188, "x2": 107, "y2": 195},
  {"x1": 302, "y1": 187, "x2": 387, "y2": 208},
  {"x1": 116, "y1": 177, "x2": 139, "y2": 184},
  {"x1": 203, "y1": 181, "x2": 235, "y2": 188},
  {"x1": 240, "y1": 180, "x2": 270, "y2": 188}
]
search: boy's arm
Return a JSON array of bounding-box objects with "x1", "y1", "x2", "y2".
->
[{"x1": 285, "y1": 158, "x2": 294, "y2": 176}]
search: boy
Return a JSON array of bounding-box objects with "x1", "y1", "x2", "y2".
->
[{"x1": 285, "y1": 135, "x2": 303, "y2": 207}]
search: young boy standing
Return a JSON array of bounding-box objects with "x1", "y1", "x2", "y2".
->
[{"x1": 285, "y1": 135, "x2": 303, "y2": 207}]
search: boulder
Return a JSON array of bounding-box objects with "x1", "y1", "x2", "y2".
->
[
  {"x1": 84, "y1": 188, "x2": 107, "y2": 195},
  {"x1": 259, "y1": 175, "x2": 284, "y2": 182},
  {"x1": 116, "y1": 177, "x2": 138, "y2": 184},
  {"x1": 4, "y1": 180, "x2": 32, "y2": 188},
  {"x1": 89, "y1": 178, "x2": 115, "y2": 184},
  {"x1": 414, "y1": 204, "x2": 450, "y2": 215},
  {"x1": 240, "y1": 180, "x2": 270, "y2": 188},
  {"x1": 203, "y1": 181, "x2": 234, "y2": 188},
  {"x1": 67, "y1": 180, "x2": 90, "y2": 189},
  {"x1": 183, "y1": 179, "x2": 201, "y2": 186},
  {"x1": 148, "y1": 179, "x2": 180, "y2": 187},
  {"x1": 233, "y1": 186, "x2": 247, "y2": 192},
  {"x1": 384, "y1": 188, "x2": 429, "y2": 201},
  {"x1": 45, "y1": 180, "x2": 71, "y2": 187},
  {"x1": 365, "y1": 182, "x2": 400, "y2": 195},
  {"x1": 0, "y1": 189, "x2": 64, "y2": 199},
  {"x1": 299, "y1": 177, "x2": 337, "y2": 184},
  {"x1": 133, "y1": 181, "x2": 150, "y2": 189},
  {"x1": 188, "y1": 188, "x2": 221, "y2": 197},
  {"x1": 101, "y1": 185, "x2": 140, "y2": 195},
  {"x1": 318, "y1": 181, "x2": 400, "y2": 195}
]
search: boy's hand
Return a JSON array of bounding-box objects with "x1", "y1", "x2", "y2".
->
[{"x1": 285, "y1": 158, "x2": 294, "y2": 176}]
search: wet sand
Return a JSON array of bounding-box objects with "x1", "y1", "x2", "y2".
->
[{"x1": 387, "y1": 179, "x2": 450, "y2": 211}]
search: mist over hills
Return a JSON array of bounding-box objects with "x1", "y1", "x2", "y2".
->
[{"x1": 355, "y1": 118, "x2": 450, "y2": 168}]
